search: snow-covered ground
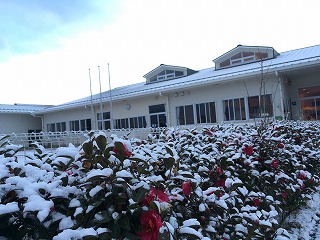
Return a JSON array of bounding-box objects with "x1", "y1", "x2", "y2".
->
[{"x1": 285, "y1": 189, "x2": 320, "y2": 240}]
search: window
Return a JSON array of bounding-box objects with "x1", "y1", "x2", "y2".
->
[
  {"x1": 115, "y1": 118, "x2": 129, "y2": 129},
  {"x1": 248, "y1": 94, "x2": 273, "y2": 118},
  {"x1": 224, "y1": 98, "x2": 246, "y2": 121},
  {"x1": 218, "y1": 51, "x2": 270, "y2": 69},
  {"x1": 149, "y1": 70, "x2": 186, "y2": 83},
  {"x1": 114, "y1": 116, "x2": 147, "y2": 129},
  {"x1": 56, "y1": 122, "x2": 66, "y2": 132},
  {"x1": 149, "y1": 104, "x2": 167, "y2": 127},
  {"x1": 70, "y1": 119, "x2": 91, "y2": 131},
  {"x1": 47, "y1": 123, "x2": 55, "y2": 132},
  {"x1": 299, "y1": 86, "x2": 320, "y2": 120},
  {"x1": 129, "y1": 116, "x2": 147, "y2": 128},
  {"x1": 196, "y1": 102, "x2": 216, "y2": 124},
  {"x1": 97, "y1": 112, "x2": 110, "y2": 130},
  {"x1": 176, "y1": 105, "x2": 194, "y2": 125}
]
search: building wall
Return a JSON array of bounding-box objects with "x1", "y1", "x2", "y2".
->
[
  {"x1": 0, "y1": 113, "x2": 42, "y2": 134},
  {"x1": 41, "y1": 74, "x2": 284, "y2": 131},
  {"x1": 286, "y1": 67, "x2": 320, "y2": 120},
  {"x1": 43, "y1": 107, "x2": 92, "y2": 131},
  {"x1": 41, "y1": 65, "x2": 320, "y2": 131}
]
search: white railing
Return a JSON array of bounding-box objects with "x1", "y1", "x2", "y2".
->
[{"x1": 5, "y1": 128, "x2": 167, "y2": 149}]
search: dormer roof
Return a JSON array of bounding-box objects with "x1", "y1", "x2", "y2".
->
[
  {"x1": 143, "y1": 64, "x2": 197, "y2": 84},
  {"x1": 213, "y1": 45, "x2": 280, "y2": 70}
]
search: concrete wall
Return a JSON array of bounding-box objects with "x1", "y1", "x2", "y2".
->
[{"x1": 0, "y1": 113, "x2": 42, "y2": 134}]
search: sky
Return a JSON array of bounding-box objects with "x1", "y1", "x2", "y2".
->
[{"x1": 1, "y1": 0, "x2": 320, "y2": 106}]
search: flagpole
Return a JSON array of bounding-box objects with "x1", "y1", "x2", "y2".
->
[
  {"x1": 89, "y1": 69, "x2": 95, "y2": 129},
  {"x1": 98, "y1": 66, "x2": 103, "y2": 130},
  {"x1": 108, "y1": 63, "x2": 113, "y2": 130}
]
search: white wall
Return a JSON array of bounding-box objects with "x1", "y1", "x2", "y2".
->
[{"x1": 0, "y1": 113, "x2": 42, "y2": 134}]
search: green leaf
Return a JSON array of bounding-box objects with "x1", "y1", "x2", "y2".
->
[
  {"x1": 164, "y1": 157, "x2": 175, "y2": 169},
  {"x1": 165, "y1": 146, "x2": 174, "y2": 157},
  {"x1": 82, "y1": 235, "x2": 98, "y2": 240},
  {"x1": 83, "y1": 141, "x2": 93, "y2": 155},
  {"x1": 117, "y1": 213, "x2": 131, "y2": 230},
  {"x1": 94, "y1": 210, "x2": 111, "y2": 223},
  {"x1": 61, "y1": 176, "x2": 68, "y2": 187},
  {"x1": 133, "y1": 187, "x2": 149, "y2": 203},
  {"x1": 96, "y1": 135, "x2": 107, "y2": 151}
]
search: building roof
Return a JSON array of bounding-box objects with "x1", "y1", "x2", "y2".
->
[
  {"x1": 35, "y1": 44, "x2": 320, "y2": 114},
  {"x1": 0, "y1": 104, "x2": 51, "y2": 114}
]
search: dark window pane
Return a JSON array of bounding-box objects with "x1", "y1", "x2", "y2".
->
[
  {"x1": 249, "y1": 96, "x2": 259, "y2": 118},
  {"x1": 231, "y1": 52, "x2": 241, "y2": 60},
  {"x1": 149, "y1": 104, "x2": 165, "y2": 114},
  {"x1": 177, "y1": 106, "x2": 185, "y2": 125},
  {"x1": 240, "y1": 98, "x2": 246, "y2": 120},
  {"x1": 86, "y1": 119, "x2": 91, "y2": 130},
  {"x1": 209, "y1": 102, "x2": 216, "y2": 123},
  {"x1": 150, "y1": 115, "x2": 158, "y2": 128},
  {"x1": 175, "y1": 71, "x2": 184, "y2": 76},
  {"x1": 220, "y1": 59, "x2": 230, "y2": 68},
  {"x1": 80, "y1": 119, "x2": 86, "y2": 131},
  {"x1": 234, "y1": 99, "x2": 241, "y2": 120},
  {"x1": 224, "y1": 100, "x2": 229, "y2": 121},
  {"x1": 103, "y1": 112, "x2": 110, "y2": 120},
  {"x1": 185, "y1": 105, "x2": 194, "y2": 125},
  {"x1": 158, "y1": 114, "x2": 167, "y2": 127},
  {"x1": 229, "y1": 100, "x2": 234, "y2": 120}
]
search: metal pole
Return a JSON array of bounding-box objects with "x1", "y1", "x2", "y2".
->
[
  {"x1": 89, "y1": 69, "x2": 95, "y2": 129},
  {"x1": 108, "y1": 63, "x2": 114, "y2": 130},
  {"x1": 98, "y1": 66, "x2": 103, "y2": 130}
]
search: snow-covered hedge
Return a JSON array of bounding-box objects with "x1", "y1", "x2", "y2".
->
[{"x1": 0, "y1": 121, "x2": 320, "y2": 239}]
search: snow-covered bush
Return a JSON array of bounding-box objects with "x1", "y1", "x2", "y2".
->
[{"x1": 0, "y1": 121, "x2": 320, "y2": 239}]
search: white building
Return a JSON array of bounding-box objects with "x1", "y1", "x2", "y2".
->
[{"x1": 1, "y1": 44, "x2": 320, "y2": 134}]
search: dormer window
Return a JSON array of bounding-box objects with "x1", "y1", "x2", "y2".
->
[
  {"x1": 214, "y1": 45, "x2": 279, "y2": 70},
  {"x1": 144, "y1": 64, "x2": 197, "y2": 84}
]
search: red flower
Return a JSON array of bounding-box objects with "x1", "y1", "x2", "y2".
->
[
  {"x1": 252, "y1": 198, "x2": 260, "y2": 206},
  {"x1": 216, "y1": 178, "x2": 226, "y2": 188},
  {"x1": 216, "y1": 166, "x2": 223, "y2": 175},
  {"x1": 182, "y1": 180, "x2": 192, "y2": 196},
  {"x1": 112, "y1": 142, "x2": 132, "y2": 158},
  {"x1": 243, "y1": 146, "x2": 253, "y2": 156},
  {"x1": 113, "y1": 145, "x2": 132, "y2": 158},
  {"x1": 281, "y1": 191, "x2": 288, "y2": 199},
  {"x1": 142, "y1": 187, "x2": 169, "y2": 206},
  {"x1": 136, "y1": 210, "x2": 162, "y2": 240},
  {"x1": 278, "y1": 143, "x2": 285, "y2": 149},
  {"x1": 299, "y1": 172, "x2": 307, "y2": 180},
  {"x1": 271, "y1": 159, "x2": 279, "y2": 168}
]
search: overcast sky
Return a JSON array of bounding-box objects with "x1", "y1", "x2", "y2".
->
[{"x1": 1, "y1": 0, "x2": 319, "y2": 105}]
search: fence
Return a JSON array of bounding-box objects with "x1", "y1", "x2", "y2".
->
[{"x1": 5, "y1": 128, "x2": 167, "y2": 149}]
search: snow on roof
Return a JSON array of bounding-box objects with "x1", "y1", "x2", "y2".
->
[
  {"x1": 36, "y1": 44, "x2": 320, "y2": 114},
  {"x1": 0, "y1": 104, "x2": 51, "y2": 114}
]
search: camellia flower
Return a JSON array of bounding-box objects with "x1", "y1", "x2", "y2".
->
[
  {"x1": 113, "y1": 143, "x2": 132, "y2": 158},
  {"x1": 142, "y1": 187, "x2": 169, "y2": 206},
  {"x1": 278, "y1": 143, "x2": 285, "y2": 149},
  {"x1": 271, "y1": 159, "x2": 279, "y2": 168},
  {"x1": 281, "y1": 191, "x2": 288, "y2": 199},
  {"x1": 252, "y1": 198, "x2": 260, "y2": 206},
  {"x1": 182, "y1": 180, "x2": 192, "y2": 196},
  {"x1": 243, "y1": 146, "x2": 254, "y2": 156},
  {"x1": 136, "y1": 209, "x2": 162, "y2": 240},
  {"x1": 216, "y1": 166, "x2": 223, "y2": 175}
]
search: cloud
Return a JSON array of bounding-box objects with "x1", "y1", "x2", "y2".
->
[{"x1": 0, "y1": 0, "x2": 122, "y2": 58}]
